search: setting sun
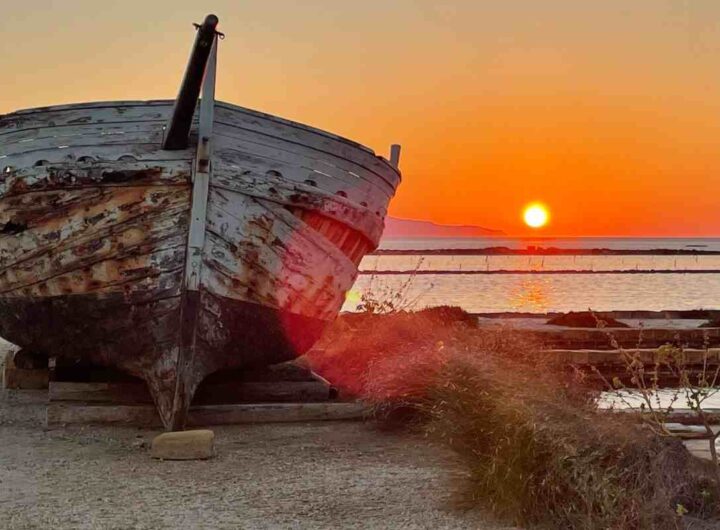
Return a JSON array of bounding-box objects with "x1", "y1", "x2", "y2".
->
[{"x1": 523, "y1": 203, "x2": 549, "y2": 229}]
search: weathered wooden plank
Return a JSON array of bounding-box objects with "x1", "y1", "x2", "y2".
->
[
  {"x1": 390, "y1": 144, "x2": 402, "y2": 168},
  {"x1": 206, "y1": 186, "x2": 358, "y2": 272},
  {"x1": 1, "y1": 100, "x2": 381, "y2": 172},
  {"x1": 215, "y1": 101, "x2": 373, "y2": 152},
  {"x1": 0, "y1": 100, "x2": 397, "y2": 188},
  {"x1": 0, "y1": 123, "x2": 169, "y2": 155},
  {"x1": 46, "y1": 402, "x2": 162, "y2": 427},
  {"x1": 211, "y1": 165, "x2": 383, "y2": 244},
  {"x1": 553, "y1": 348, "x2": 720, "y2": 366},
  {"x1": 2, "y1": 101, "x2": 399, "y2": 190},
  {"x1": 0, "y1": 186, "x2": 190, "y2": 287},
  {"x1": 513, "y1": 327, "x2": 720, "y2": 350},
  {"x1": 1, "y1": 160, "x2": 191, "y2": 199},
  {"x1": 212, "y1": 141, "x2": 392, "y2": 211},
  {"x1": 183, "y1": 44, "x2": 216, "y2": 293},
  {"x1": 0, "y1": 143, "x2": 194, "y2": 169},
  {"x1": 3, "y1": 99, "x2": 172, "y2": 114},
  {"x1": 187, "y1": 402, "x2": 368, "y2": 426},
  {"x1": 194, "y1": 381, "x2": 332, "y2": 404},
  {"x1": 202, "y1": 193, "x2": 354, "y2": 318},
  {"x1": 227, "y1": 361, "x2": 321, "y2": 382},
  {"x1": 0, "y1": 101, "x2": 176, "y2": 135},
  {"x1": 49, "y1": 380, "x2": 331, "y2": 404},
  {"x1": 1, "y1": 121, "x2": 161, "y2": 145},
  {"x1": 1, "y1": 185, "x2": 188, "y2": 238},
  {"x1": 214, "y1": 124, "x2": 397, "y2": 195},
  {"x1": 214, "y1": 104, "x2": 400, "y2": 188},
  {"x1": 49, "y1": 381, "x2": 153, "y2": 403},
  {"x1": 1, "y1": 241, "x2": 186, "y2": 298},
  {"x1": 46, "y1": 401, "x2": 367, "y2": 427}
]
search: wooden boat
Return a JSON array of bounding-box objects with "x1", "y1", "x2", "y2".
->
[{"x1": 0, "y1": 15, "x2": 401, "y2": 430}]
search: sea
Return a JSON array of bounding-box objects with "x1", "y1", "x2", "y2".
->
[{"x1": 343, "y1": 237, "x2": 720, "y2": 314}]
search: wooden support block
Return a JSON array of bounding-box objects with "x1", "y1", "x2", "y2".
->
[
  {"x1": 206, "y1": 361, "x2": 319, "y2": 383},
  {"x1": 151, "y1": 430, "x2": 215, "y2": 460},
  {"x1": 47, "y1": 402, "x2": 162, "y2": 427},
  {"x1": 550, "y1": 348, "x2": 720, "y2": 367},
  {"x1": 46, "y1": 401, "x2": 368, "y2": 428},
  {"x1": 194, "y1": 381, "x2": 332, "y2": 404},
  {"x1": 49, "y1": 381, "x2": 152, "y2": 404},
  {"x1": 49, "y1": 380, "x2": 333, "y2": 405},
  {"x1": 532, "y1": 328, "x2": 720, "y2": 349},
  {"x1": 187, "y1": 402, "x2": 368, "y2": 426},
  {"x1": 3, "y1": 350, "x2": 49, "y2": 390}
]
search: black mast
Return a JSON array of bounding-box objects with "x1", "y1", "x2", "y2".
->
[{"x1": 162, "y1": 14, "x2": 219, "y2": 150}]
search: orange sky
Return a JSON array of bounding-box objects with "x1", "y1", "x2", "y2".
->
[{"x1": 2, "y1": 1, "x2": 720, "y2": 236}]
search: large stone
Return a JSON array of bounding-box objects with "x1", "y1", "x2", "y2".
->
[{"x1": 151, "y1": 430, "x2": 215, "y2": 460}]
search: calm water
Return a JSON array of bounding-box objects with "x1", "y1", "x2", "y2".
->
[
  {"x1": 344, "y1": 238, "x2": 720, "y2": 313},
  {"x1": 378, "y1": 237, "x2": 720, "y2": 252}
]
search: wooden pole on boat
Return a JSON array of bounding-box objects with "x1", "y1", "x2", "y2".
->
[
  {"x1": 168, "y1": 32, "x2": 219, "y2": 431},
  {"x1": 390, "y1": 144, "x2": 402, "y2": 169},
  {"x1": 163, "y1": 14, "x2": 220, "y2": 150}
]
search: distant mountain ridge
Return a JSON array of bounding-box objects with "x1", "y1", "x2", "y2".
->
[{"x1": 382, "y1": 217, "x2": 504, "y2": 238}]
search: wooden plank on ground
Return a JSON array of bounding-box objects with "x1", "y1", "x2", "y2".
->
[
  {"x1": 187, "y1": 402, "x2": 368, "y2": 426},
  {"x1": 551, "y1": 348, "x2": 720, "y2": 366},
  {"x1": 48, "y1": 380, "x2": 333, "y2": 405},
  {"x1": 47, "y1": 403, "x2": 161, "y2": 428},
  {"x1": 194, "y1": 381, "x2": 333, "y2": 404},
  {"x1": 529, "y1": 328, "x2": 720, "y2": 349},
  {"x1": 49, "y1": 381, "x2": 152, "y2": 403},
  {"x1": 46, "y1": 402, "x2": 368, "y2": 428}
]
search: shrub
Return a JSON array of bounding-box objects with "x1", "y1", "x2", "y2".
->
[
  {"x1": 306, "y1": 306, "x2": 478, "y2": 398},
  {"x1": 426, "y1": 354, "x2": 720, "y2": 529},
  {"x1": 306, "y1": 310, "x2": 720, "y2": 529}
]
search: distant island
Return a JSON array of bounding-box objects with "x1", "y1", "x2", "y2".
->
[{"x1": 383, "y1": 217, "x2": 504, "y2": 238}]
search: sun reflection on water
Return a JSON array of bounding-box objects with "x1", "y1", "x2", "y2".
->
[{"x1": 509, "y1": 277, "x2": 552, "y2": 312}]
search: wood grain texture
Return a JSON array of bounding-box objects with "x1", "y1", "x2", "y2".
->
[
  {"x1": 214, "y1": 103, "x2": 399, "y2": 188},
  {"x1": 48, "y1": 380, "x2": 331, "y2": 405},
  {"x1": 45, "y1": 401, "x2": 367, "y2": 427}
]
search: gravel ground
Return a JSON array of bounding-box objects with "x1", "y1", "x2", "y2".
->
[{"x1": 0, "y1": 391, "x2": 514, "y2": 530}]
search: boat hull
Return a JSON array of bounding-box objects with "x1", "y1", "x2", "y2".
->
[{"x1": 0, "y1": 100, "x2": 400, "y2": 429}]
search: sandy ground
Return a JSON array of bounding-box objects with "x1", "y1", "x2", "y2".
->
[{"x1": 0, "y1": 391, "x2": 514, "y2": 530}]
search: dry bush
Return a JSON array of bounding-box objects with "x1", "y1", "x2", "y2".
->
[
  {"x1": 426, "y1": 354, "x2": 720, "y2": 529},
  {"x1": 306, "y1": 309, "x2": 720, "y2": 529},
  {"x1": 306, "y1": 306, "x2": 478, "y2": 398}
]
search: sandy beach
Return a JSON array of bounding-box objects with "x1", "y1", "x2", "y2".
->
[{"x1": 0, "y1": 390, "x2": 514, "y2": 530}]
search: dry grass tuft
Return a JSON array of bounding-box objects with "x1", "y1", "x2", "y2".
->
[
  {"x1": 426, "y1": 355, "x2": 720, "y2": 529},
  {"x1": 307, "y1": 306, "x2": 478, "y2": 398},
  {"x1": 306, "y1": 309, "x2": 720, "y2": 529}
]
